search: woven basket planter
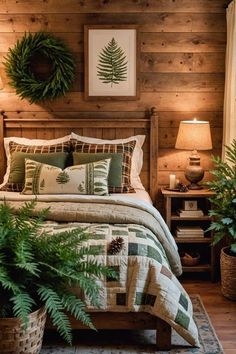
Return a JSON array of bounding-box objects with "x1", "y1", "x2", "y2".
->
[
  {"x1": 221, "y1": 247, "x2": 236, "y2": 301},
  {"x1": 0, "y1": 307, "x2": 47, "y2": 354}
]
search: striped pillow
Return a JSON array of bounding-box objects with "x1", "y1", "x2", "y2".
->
[
  {"x1": 22, "y1": 158, "x2": 111, "y2": 196},
  {"x1": 1, "y1": 140, "x2": 71, "y2": 192},
  {"x1": 71, "y1": 140, "x2": 136, "y2": 193}
]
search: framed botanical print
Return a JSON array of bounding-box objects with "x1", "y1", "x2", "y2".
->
[{"x1": 84, "y1": 25, "x2": 140, "y2": 101}]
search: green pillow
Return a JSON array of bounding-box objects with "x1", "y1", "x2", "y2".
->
[
  {"x1": 9, "y1": 151, "x2": 69, "y2": 185},
  {"x1": 73, "y1": 152, "x2": 123, "y2": 188}
]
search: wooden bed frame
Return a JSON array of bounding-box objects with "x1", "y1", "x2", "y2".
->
[{"x1": 0, "y1": 107, "x2": 172, "y2": 350}]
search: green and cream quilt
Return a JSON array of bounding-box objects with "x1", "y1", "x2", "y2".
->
[{"x1": 0, "y1": 197, "x2": 200, "y2": 347}]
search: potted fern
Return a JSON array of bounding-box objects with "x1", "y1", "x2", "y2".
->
[
  {"x1": 0, "y1": 200, "x2": 115, "y2": 353},
  {"x1": 207, "y1": 139, "x2": 236, "y2": 300}
]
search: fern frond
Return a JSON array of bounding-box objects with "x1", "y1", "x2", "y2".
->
[
  {"x1": 11, "y1": 292, "x2": 35, "y2": 329},
  {"x1": 75, "y1": 273, "x2": 101, "y2": 307},
  {"x1": 61, "y1": 293, "x2": 95, "y2": 330},
  {"x1": 79, "y1": 259, "x2": 117, "y2": 279},
  {"x1": 37, "y1": 285, "x2": 72, "y2": 344},
  {"x1": 14, "y1": 239, "x2": 39, "y2": 276},
  {"x1": 0, "y1": 266, "x2": 21, "y2": 295},
  {"x1": 42, "y1": 227, "x2": 89, "y2": 247},
  {"x1": 97, "y1": 37, "x2": 127, "y2": 86}
]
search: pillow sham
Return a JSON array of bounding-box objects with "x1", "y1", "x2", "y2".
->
[
  {"x1": 71, "y1": 139, "x2": 135, "y2": 193},
  {"x1": 1, "y1": 134, "x2": 71, "y2": 192},
  {"x1": 22, "y1": 158, "x2": 111, "y2": 196},
  {"x1": 70, "y1": 132, "x2": 145, "y2": 190},
  {"x1": 73, "y1": 152, "x2": 123, "y2": 189}
]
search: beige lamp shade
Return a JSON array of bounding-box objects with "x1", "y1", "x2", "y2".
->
[{"x1": 175, "y1": 120, "x2": 212, "y2": 150}]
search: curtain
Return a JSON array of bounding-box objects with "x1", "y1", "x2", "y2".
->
[{"x1": 223, "y1": 0, "x2": 236, "y2": 159}]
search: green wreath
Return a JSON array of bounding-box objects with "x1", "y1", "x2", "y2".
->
[{"x1": 4, "y1": 32, "x2": 75, "y2": 104}]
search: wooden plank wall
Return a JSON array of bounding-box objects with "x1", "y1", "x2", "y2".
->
[{"x1": 0, "y1": 0, "x2": 229, "y2": 203}]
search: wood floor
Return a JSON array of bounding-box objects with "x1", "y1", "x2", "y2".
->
[{"x1": 183, "y1": 280, "x2": 236, "y2": 354}]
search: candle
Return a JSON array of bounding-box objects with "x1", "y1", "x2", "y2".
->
[{"x1": 169, "y1": 174, "x2": 176, "y2": 189}]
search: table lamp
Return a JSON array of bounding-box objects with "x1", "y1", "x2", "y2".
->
[{"x1": 175, "y1": 119, "x2": 212, "y2": 189}]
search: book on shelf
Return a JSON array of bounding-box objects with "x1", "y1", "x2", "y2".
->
[
  {"x1": 176, "y1": 226, "x2": 205, "y2": 238},
  {"x1": 176, "y1": 232, "x2": 204, "y2": 238},
  {"x1": 176, "y1": 209, "x2": 204, "y2": 217}
]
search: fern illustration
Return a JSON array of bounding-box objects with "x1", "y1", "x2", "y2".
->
[
  {"x1": 78, "y1": 183, "x2": 85, "y2": 193},
  {"x1": 56, "y1": 171, "x2": 70, "y2": 184},
  {"x1": 97, "y1": 37, "x2": 128, "y2": 87},
  {"x1": 40, "y1": 179, "x2": 45, "y2": 190}
]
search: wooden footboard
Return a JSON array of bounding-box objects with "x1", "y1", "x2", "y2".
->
[{"x1": 46, "y1": 312, "x2": 171, "y2": 350}]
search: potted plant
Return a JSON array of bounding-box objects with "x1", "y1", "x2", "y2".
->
[
  {"x1": 207, "y1": 139, "x2": 236, "y2": 300},
  {"x1": 0, "y1": 200, "x2": 115, "y2": 353}
]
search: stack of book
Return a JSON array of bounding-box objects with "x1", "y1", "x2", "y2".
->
[
  {"x1": 176, "y1": 226, "x2": 205, "y2": 238},
  {"x1": 177, "y1": 209, "x2": 204, "y2": 217}
]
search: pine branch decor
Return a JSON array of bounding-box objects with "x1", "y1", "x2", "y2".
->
[
  {"x1": 97, "y1": 37, "x2": 128, "y2": 87},
  {"x1": 4, "y1": 32, "x2": 75, "y2": 104}
]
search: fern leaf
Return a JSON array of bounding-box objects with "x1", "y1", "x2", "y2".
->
[
  {"x1": 79, "y1": 259, "x2": 117, "y2": 280},
  {"x1": 11, "y1": 293, "x2": 35, "y2": 329},
  {"x1": 0, "y1": 266, "x2": 21, "y2": 295},
  {"x1": 75, "y1": 273, "x2": 101, "y2": 307},
  {"x1": 14, "y1": 239, "x2": 40, "y2": 276},
  {"x1": 97, "y1": 37, "x2": 127, "y2": 87},
  {"x1": 61, "y1": 293, "x2": 95, "y2": 330},
  {"x1": 37, "y1": 285, "x2": 72, "y2": 344}
]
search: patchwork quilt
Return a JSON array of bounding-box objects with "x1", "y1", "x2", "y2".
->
[{"x1": 3, "y1": 198, "x2": 200, "y2": 347}]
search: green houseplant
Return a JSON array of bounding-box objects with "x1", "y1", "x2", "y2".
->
[
  {"x1": 207, "y1": 139, "x2": 236, "y2": 300},
  {"x1": 0, "y1": 200, "x2": 115, "y2": 353}
]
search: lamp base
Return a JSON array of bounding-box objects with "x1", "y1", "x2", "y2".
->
[
  {"x1": 187, "y1": 182, "x2": 204, "y2": 190},
  {"x1": 185, "y1": 150, "x2": 204, "y2": 190}
]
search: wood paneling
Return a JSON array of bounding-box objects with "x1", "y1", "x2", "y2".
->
[
  {"x1": 0, "y1": 0, "x2": 229, "y2": 191},
  {"x1": 0, "y1": 1, "x2": 229, "y2": 14},
  {"x1": 141, "y1": 33, "x2": 226, "y2": 53},
  {"x1": 0, "y1": 92, "x2": 225, "y2": 111},
  {"x1": 0, "y1": 13, "x2": 226, "y2": 33},
  {"x1": 141, "y1": 53, "x2": 226, "y2": 73}
]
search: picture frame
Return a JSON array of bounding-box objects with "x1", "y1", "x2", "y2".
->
[{"x1": 84, "y1": 25, "x2": 140, "y2": 101}]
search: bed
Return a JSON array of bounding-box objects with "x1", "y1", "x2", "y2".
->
[{"x1": 0, "y1": 108, "x2": 200, "y2": 349}]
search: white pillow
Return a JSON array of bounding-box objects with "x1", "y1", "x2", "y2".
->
[
  {"x1": 22, "y1": 158, "x2": 111, "y2": 196},
  {"x1": 71, "y1": 132, "x2": 145, "y2": 190},
  {"x1": 0, "y1": 134, "x2": 72, "y2": 191}
]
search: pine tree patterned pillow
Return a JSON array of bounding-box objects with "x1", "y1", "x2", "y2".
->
[{"x1": 22, "y1": 158, "x2": 111, "y2": 195}]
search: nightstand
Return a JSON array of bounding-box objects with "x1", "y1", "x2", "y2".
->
[{"x1": 161, "y1": 188, "x2": 216, "y2": 281}]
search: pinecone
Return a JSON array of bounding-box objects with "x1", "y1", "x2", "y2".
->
[
  {"x1": 108, "y1": 237, "x2": 124, "y2": 255},
  {"x1": 176, "y1": 182, "x2": 188, "y2": 192}
]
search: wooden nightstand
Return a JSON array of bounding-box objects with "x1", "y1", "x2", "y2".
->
[{"x1": 161, "y1": 188, "x2": 216, "y2": 281}]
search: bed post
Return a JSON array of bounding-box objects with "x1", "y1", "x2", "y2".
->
[
  {"x1": 150, "y1": 106, "x2": 159, "y2": 202},
  {"x1": 156, "y1": 317, "x2": 172, "y2": 350}
]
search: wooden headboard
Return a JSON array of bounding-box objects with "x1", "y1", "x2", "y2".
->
[{"x1": 0, "y1": 107, "x2": 159, "y2": 201}]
